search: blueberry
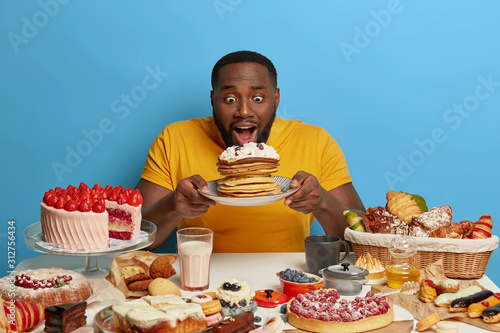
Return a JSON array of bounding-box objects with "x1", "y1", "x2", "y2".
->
[
  {"x1": 267, "y1": 193, "x2": 275, "y2": 196},
  {"x1": 229, "y1": 303, "x2": 237, "y2": 309},
  {"x1": 230, "y1": 283, "x2": 241, "y2": 291},
  {"x1": 223, "y1": 282, "x2": 231, "y2": 290},
  {"x1": 282, "y1": 187, "x2": 289, "y2": 192},
  {"x1": 220, "y1": 299, "x2": 227, "y2": 307},
  {"x1": 281, "y1": 315, "x2": 288, "y2": 323},
  {"x1": 238, "y1": 299, "x2": 247, "y2": 307},
  {"x1": 280, "y1": 304, "x2": 287, "y2": 313},
  {"x1": 235, "y1": 146, "x2": 241, "y2": 151},
  {"x1": 255, "y1": 316, "x2": 262, "y2": 323}
]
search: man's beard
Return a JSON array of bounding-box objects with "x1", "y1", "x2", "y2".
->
[{"x1": 213, "y1": 109, "x2": 276, "y2": 148}]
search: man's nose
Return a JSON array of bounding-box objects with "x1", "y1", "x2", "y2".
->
[{"x1": 236, "y1": 99, "x2": 253, "y2": 118}]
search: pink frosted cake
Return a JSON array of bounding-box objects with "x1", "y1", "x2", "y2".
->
[{"x1": 41, "y1": 183, "x2": 143, "y2": 250}]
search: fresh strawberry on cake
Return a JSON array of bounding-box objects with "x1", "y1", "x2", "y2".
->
[{"x1": 41, "y1": 183, "x2": 143, "y2": 250}]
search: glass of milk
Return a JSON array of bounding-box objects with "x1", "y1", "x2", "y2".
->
[{"x1": 177, "y1": 227, "x2": 214, "y2": 291}]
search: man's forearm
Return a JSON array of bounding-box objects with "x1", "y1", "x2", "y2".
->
[
  {"x1": 313, "y1": 188, "x2": 365, "y2": 239},
  {"x1": 142, "y1": 192, "x2": 183, "y2": 249}
]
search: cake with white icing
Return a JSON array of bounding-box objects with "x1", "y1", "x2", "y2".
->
[{"x1": 112, "y1": 295, "x2": 207, "y2": 333}]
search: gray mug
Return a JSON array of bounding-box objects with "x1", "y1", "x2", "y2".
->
[{"x1": 305, "y1": 235, "x2": 350, "y2": 275}]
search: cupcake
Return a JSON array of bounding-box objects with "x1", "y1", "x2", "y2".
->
[{"x1": 216, "y1": 279, "x2": 257, "y2": 316}]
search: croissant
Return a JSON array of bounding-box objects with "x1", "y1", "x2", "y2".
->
[
  {"x1": 470, "y1": 214, "x2": 493, "y2": 239},
  {"x1": 386, "y1": 191, "x2": 428, "y2": 223},
  {"x1": 429, "y1": 220, "x2": 474, "y2": 239}
]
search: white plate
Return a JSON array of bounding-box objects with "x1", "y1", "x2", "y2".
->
[{"x1": 199, "y1": 176, "x2": 299, "y2": 207}]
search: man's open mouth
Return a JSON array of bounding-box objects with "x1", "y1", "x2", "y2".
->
[{"x1": 233, "y1": 124, "x2": 257, "y2": 146}]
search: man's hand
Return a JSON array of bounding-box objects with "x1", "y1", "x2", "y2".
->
[
  {"x1": 174, "y1": 175, "x2": 216, "y2": 218},
  {"x1": 284, "y1": 171, "x2": 326, "y2": 214}
]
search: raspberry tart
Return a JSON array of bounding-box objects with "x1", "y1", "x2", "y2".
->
[
  {"x1": 0, "y1": 268, "x2": 93, "y2": 308},
  {"x1": 41, "y1": 183, "x2": 143, "y2": 250},
  {"x1": 286, "y1": 289, "x2": 394, "y2": 333}
]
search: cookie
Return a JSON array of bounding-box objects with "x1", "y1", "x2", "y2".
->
[
  {"x1": 127, "y1": 278, "x2": 153, "y2": 291},
  {"x1": 149, "y1": 255, "x2": 177, "y2": 279},
  {"x1": 120, "y1": 266, "x2": 146, "y2": 280},
  {"x1": 124, "y1": 273, "x2": 151, "y2": 286},
  {"x1": 148, "y1": 278, "x2": 182, "y2": 297}
]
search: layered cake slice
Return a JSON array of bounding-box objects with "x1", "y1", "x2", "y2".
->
[
  {"x1": 41, "y1": 183, "x2": 143, "y2": 250},
  {"x1": 44, "y1": 301, "x2": 87, "y2": 333}
]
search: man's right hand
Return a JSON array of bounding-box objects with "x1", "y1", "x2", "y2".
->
[{"x1": 173, "y1": 174, "x2": 216, "y2": 218}]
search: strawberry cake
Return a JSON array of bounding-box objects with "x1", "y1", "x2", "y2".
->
[{"x1": 41, "y1": 183, "x2": 143, "y2": 250}]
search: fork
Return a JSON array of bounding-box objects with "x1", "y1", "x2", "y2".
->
[{"x1": 376, "y1": 281, "x2": 420, "y2": 297}]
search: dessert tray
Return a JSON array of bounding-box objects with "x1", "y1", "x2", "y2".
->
[
  {"x1": 199, "y1": 176, "x2": 299, "y2": 206},
  {"x1": 23, "y1": 220, "x2": 156, "y2": 275}
]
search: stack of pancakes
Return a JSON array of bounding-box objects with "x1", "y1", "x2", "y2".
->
[{"x1": 217, "y1": 143, "x2": 281, "y2": 197}]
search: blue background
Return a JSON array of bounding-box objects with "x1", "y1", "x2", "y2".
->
[{"x1": 1, "y1": 1, "x2": 499, "y2": 284}]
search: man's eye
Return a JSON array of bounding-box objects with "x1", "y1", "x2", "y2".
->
[
  {"x1": 225, "y1": 97, "x2": 236, "y2": 103},
  {"x1": 253, "y1": 96, "x2": 264, "y2": 102}
]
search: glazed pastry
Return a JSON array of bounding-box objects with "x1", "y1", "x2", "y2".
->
[
  {"x1": 468, "y1": 292, "x2": 500, "y2": 318},
  {"x1": 386, "y1": 191, "x2": 428, "y2": 223},
  {"x1": 343, "y1": 210, "x2": 366, "y2": 232},
  {"x1": 362, "y1": 206, "x2": 408, "y2": 234},
  {"x1": 434, "y1": 285, "x2": 483, "y2": 307},
  {"x1": 411, "y1": 205, "x2": 453, "y2": 237},
  {"x1": 416, "y1": 313, "x2": 440, "y2": 331},
  {"x1": 483, "y1": 303, "x2": 500, "y2": 323},
  {"x1": 470, "y1": 214, "x2": 493, "y2": 239},
  {"x1": 419, "y1": 279, "x2": 437, "y2": 303},
  {"x1": 449, "y1": 290, "x2": 493, "y2": 313},
  {"x1": 434, "y1": 279, "x2": 459, "y2": 295}
]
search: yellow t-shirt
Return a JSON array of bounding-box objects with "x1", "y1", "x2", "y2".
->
[{"x1": 141, "y1": 116, "x2": 352, "y2": 252}]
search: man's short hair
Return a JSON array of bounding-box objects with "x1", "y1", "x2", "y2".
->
[{"x1": 211, "y1": 50, "x2": 278, "y2": 89}]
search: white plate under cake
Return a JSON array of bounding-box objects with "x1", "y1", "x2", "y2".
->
[
  {"x1": 199, "y1": 176, "x2": 299, "y2": 207},
  {"x1": 286, "y1": 289, "x2": 394, "y2": 333}
]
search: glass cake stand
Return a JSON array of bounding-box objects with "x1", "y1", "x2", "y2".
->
[{"x1": 24, "y1": 219, "x2": 156, "y2": 277}]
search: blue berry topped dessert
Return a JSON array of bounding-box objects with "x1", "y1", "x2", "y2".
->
[{"x1": 216, "y1": 279, "x2": 257, "y2": 316}]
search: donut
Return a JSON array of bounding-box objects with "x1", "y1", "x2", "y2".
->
[
  {"x1": 191, "y1": 294, "x2": 213, "y2": 304},
  {"x1": 0, "y1": 268, "x2": 92, "y2": 308}
]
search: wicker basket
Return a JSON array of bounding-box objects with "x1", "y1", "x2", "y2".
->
[{"x1": 345, "y1": 228, "x2": 498, "y2": 279}]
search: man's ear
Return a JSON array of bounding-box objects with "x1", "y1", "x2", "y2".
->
[
  {"x1": 275, "y1": 88, "x2": 280, "y2": 109},
  {"x1": 210, "y1": 90, "x2": 214, "y2": 107}
]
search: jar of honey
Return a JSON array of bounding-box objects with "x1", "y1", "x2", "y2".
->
[{"x1": 385, "y1": 233, "x2": 420, "y2": 289}]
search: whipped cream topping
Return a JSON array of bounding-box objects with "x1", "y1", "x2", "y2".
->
[
  {"x1": 216, "y1": 279, "x2": 255, "y2": 306},
  {"x1": 219, "y1": 143, "x2": 280, "y2": 162}
]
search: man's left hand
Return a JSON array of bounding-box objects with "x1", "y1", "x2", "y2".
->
[{"x1": 284, "y1": 171, "x2": 326, "y2": 214}]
